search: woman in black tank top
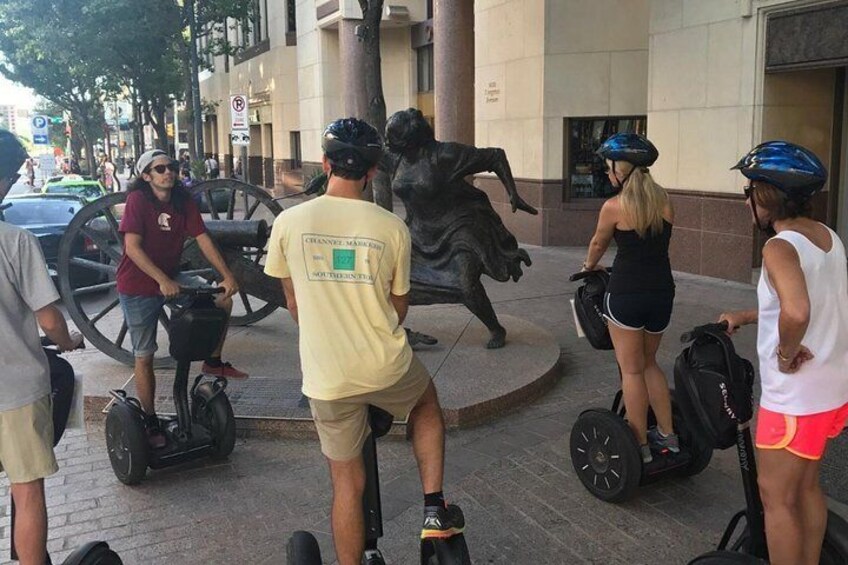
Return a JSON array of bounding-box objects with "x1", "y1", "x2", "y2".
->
[{"x1": 581, "y1": 133, "x2": 676, "y2": 464}]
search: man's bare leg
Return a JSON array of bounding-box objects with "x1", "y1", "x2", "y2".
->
[
  {"x1": 10, "y1": 480, "x2": 48, "y2": 565},
  {"x1": 327, "y1": 455, "x2": 367, "y2": 565},
  {"x1": 408, "y1": 381, "x2": 445, "y2": 494}
]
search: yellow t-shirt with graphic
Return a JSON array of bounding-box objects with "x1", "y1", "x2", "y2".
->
[{"x1": 264, "y1": 195, "x2": 413, "y2": 400}]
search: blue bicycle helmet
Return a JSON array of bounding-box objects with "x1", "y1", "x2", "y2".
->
[
  {"x1": 731, "y1": 141, "x2": 827, "y2": 201},
  {"x1": 322, "y1": 118, "x2": 383, "y2": 177},
  {"x1": 596, "y1": 133, "x2": 659, "y2": 167}
]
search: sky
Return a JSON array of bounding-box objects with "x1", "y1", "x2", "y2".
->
[{"x1": 0, "y1": 73, "x2": 37, "y2": 109}]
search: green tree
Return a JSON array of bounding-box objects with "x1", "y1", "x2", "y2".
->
[{"x1": 0, "y1": 0, "x2": 113, "y2": 174}]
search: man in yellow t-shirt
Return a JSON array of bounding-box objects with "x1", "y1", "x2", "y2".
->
[{"x1": 265, "y1": 118, "x2": 464, "y2": 564}]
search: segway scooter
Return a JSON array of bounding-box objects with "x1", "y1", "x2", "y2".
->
[
  {"x1": 104, "y1": 287, "x2": 237, "y2": 485},
  {"x1": 9, "y1": 338, "x2": 123, "y2": 565},
  {"x1": 681, "y1": 322, "x2": 848, "y2": 564},
  {"x1": 287, "y1": 406, "x2": 472, "y2": 565},
  {"x1": 568, "y1": 270, "x2": 713, "y2": 502}
]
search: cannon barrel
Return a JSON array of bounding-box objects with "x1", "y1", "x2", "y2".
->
[
  {"x1": 205, "y1": 219, "x2": 269, "y2": 249},
  {"x1": 86, "y1": 218, "x2": 269, "y2": 249}
]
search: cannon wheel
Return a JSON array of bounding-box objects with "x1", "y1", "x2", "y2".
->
[{"x1": 57, "y1": 180, "x2": 283, "y2": 368}]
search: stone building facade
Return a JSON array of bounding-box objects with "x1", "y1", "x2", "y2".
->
[{"x1": 200, "y1": 0, "x2": 848, "y2": 283}]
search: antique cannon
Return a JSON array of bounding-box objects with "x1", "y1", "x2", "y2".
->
[{"x1": 57, "y1": 179, "x2": 286, "y2": 367}]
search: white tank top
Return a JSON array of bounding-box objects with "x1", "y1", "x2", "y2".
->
[{"x1": 757, "y1": 225, "x2": 848, "y2": 415}]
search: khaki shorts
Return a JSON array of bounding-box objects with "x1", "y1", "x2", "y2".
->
[
  {"x1": 309, "y1": 355, "x2": 432, "y2": 461},
  {"x1": 0, "y1": 395, "x2": 58, "y2": 483}
]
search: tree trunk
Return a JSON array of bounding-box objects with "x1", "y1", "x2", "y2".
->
[
  {"x1": 143, "y1": 100, "x2": 169, "y2": 152},
  {"x1": 179, "y1": 39, "x2": 197, "y2": 161},
  {"x1": 358, "y1": 0, "x2": 390, "y2": 209}
]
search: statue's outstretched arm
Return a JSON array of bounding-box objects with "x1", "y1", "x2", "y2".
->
[
  {"x1": 443, "y1": 143, "x2": 538, "y2": 215},
  {"x1": 487, "y1": 148, "x2": 539, "y2": 216}
]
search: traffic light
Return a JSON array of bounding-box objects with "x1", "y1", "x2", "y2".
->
[{"x1": 166, "y1": 123, "x2": 174, "y2": 137}]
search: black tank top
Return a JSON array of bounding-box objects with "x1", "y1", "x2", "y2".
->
[{"x1": 608, "y1": 220, "x2": 675, "y2": 294}]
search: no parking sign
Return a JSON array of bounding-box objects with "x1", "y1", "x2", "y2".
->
[{"x1": 31, "y1": 115, "x2": 49, "y2": 145}]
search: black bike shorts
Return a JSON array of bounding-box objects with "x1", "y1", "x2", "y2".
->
[{"x1": 603, "y1": 290, "x2": 674, "y2": 334}]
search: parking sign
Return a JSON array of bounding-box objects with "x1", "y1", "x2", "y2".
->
[
  {"x1": 31, "y1": 115, "x2": 49, "y2": 145},
  {"x1": 230, "y1": 95, "x2": 248, "y2": 130}
]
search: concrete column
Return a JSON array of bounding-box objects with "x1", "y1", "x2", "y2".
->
[
  {"x1": 434, "y1": 0, "x2": 474, "y2": 144},
  {"x1": 339, "y1": 19, "x2": 369, "y2": 118}
]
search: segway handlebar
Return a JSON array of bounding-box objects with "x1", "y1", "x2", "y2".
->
[
  {"x1": 569, "y1": 268, "x2": 611, "y2": 282},
  {"x1": 40, "y1": 335, "x2": 86, "y2": 351},
  {"x1": 177, "y1": 286, "x2": 225, "y2": 297},
  {"x1": 680, "y1": 321, "x2": 730, "y2": 344}
]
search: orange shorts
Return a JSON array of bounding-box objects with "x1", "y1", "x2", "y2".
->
[{"x1": 756, "y1": 403, "x2": 848, "y2": 460}]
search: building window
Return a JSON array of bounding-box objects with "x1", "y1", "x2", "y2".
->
[
  {"x1": 240, "y1": 0, "x2": 269, "y2": 48},
  {"x1": 287, "y1": 0, "x2": 297, "y2": 33},
  {"x1": 426, "y1": 0, "x2": 433, "y2": 19},
  {"x1": 290, "y1": 131, "x2": 302, "y2": 170},
  {"x1": 417, "y1": 44, "x2": 434, "y2": 93},
  {"x1": 566, "y1": 116, "x2": 647, "y2": 200}
]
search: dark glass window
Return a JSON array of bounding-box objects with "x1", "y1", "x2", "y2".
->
[
  {"x1": 567, "y1": 116, "x2": 647, "y2": 199},
  {"x1": 287, "y1": 0, "x2": 297, "y2": 33},
  {"x1": 417, "y1": 44, "x2": 434, "y2": 93},
  {"x1": 290, "y1": 131, "x2": 302, "y2": 170}
]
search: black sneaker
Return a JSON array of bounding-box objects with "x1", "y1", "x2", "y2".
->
[{"x1": 421, "y1": 504, "x2": 465, "y2": 540}]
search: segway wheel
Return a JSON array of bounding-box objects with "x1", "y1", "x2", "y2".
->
[
  {"x1": 718, "y1": 510, "x2": 848, "y2": 564},
  {"x1": 421, "y1": 534, "x2": 472, "y2": 565},
  {"x1": 821, "y1": 510, "x2": 848, "y2": 564},
  {"x1": 687, "y1": 550, "x2": 765, "y2": 564},
  {"x1": 194, "y1": 381, "x2": 236, "y2": 460},
  {"x1": 286, "y1": 531, "x2": 322, "y2": 565},
  {"x1": 104, "y1": 403, "x2": 148, "y2": 485},
  {"x1": 61, "y1": 541, "x2": 123, "y2": 565},
  {"x1": 671, "y1": 395, "x2": 713, "y2": 477},
  {"x1": 570, "y1": 408, "x2": 641, "y2": 502}
]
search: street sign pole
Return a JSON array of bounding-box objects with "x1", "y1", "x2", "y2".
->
[{"x1": 229, "y1": 94, "x2": 250, "y2": 183}]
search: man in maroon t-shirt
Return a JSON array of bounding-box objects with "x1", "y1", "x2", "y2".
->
[{"x1": 117, "y1": 149, "x2": 248, "y2": 448}]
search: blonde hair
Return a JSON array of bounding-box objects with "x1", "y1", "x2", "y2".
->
[{"x1": 611, "y1": 160, "x2": 668, "y2": 238}]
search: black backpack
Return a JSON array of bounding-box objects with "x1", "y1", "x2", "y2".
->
[
  {"x1": 674, "y1": 325, "x2": 754, "y2": 450},
  {"x1": 570, "y1": 270, "x2": 613, "y2": 350}
]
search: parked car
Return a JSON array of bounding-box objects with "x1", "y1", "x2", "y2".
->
[
  {"x1": 0, "y1": 194, "x2": 106, "y2": 288},
  {"x1": 42, "y1": 175, "x2": 107, "y2": 203}
]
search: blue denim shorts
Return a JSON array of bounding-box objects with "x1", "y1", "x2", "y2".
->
[
  {"x1": 119, "y1": 294, "x2": 166, "y2": 357},
  {"x1": 119, "y1": 275, "x2": 206, "y2": 357}
]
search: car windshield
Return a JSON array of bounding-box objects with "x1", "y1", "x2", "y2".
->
[
  {"x1": 2, "y1": 199, "x2": 81, "y2": 226},
  {"x1": 45, "y1": 183, "x2": 101, "y2": 199}
]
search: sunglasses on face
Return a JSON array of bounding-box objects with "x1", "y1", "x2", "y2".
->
[{"x1": 149, "y1": 162, "x2": 179, "y2": 175}]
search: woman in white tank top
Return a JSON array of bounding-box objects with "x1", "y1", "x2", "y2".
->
[{"x1": 720, "y1": 141, "x2": 848, "y2": 565}]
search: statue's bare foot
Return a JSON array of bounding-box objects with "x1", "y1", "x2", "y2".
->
[{"x1": 486, "y1": 327, "x2": 506, "y2": 349}]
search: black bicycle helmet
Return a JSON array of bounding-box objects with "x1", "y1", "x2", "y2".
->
[
  {"x1": 322, "y1": 118, "x2": 383, "y2": 177},
  {"x1": 0, "y1": 128, "x2": 28, "y2": 181},
  {"x1": 731, "y1": 140, "x2": 827, "y2": 201},
  {"x1": 596, "y1": 133, "x2": 659, "y2": 167}
]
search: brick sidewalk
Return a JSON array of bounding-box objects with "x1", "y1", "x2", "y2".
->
[{"x1": 3, "y1": 247, "x2": 847, "y2": 563}]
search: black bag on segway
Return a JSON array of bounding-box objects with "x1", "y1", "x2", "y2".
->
[
  {"x1": 47, "y1": 350, "x2": 75, "y2": 446},
  {"x1": 168, "y1": 295, "x2": 228, "y2": 361},
  {"x1": 674, "y1": 327, "x2": 754, "y2": 450},
  {"x1": 571, "y1": 270, "x2": 613, "y2": 350}
]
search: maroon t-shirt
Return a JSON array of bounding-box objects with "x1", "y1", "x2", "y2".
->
[{"x1": 116, "y1": 189, "x2": 206, "y2": 296}]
